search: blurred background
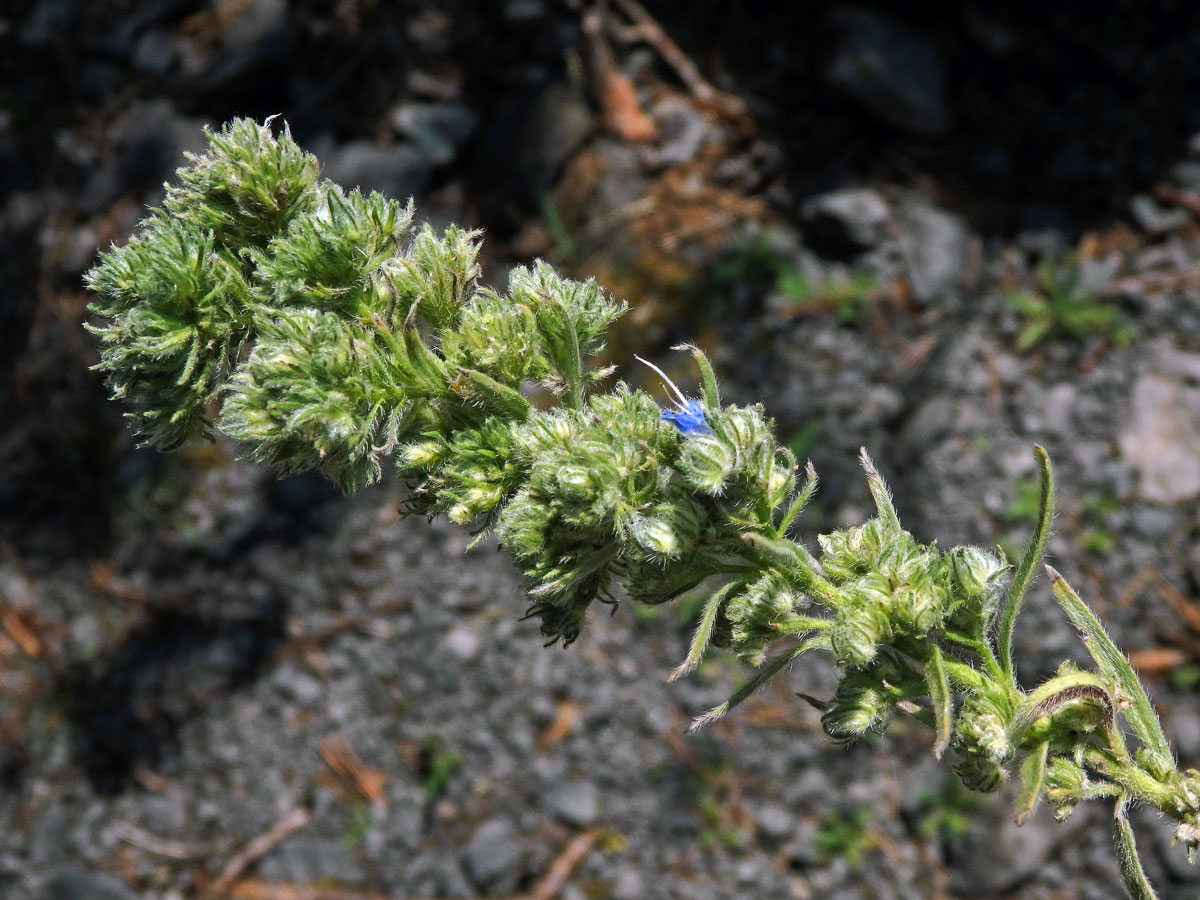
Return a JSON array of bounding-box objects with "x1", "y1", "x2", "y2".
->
[{"x1": 3, "y1": 1, "x2": 1200, "y2": 898}]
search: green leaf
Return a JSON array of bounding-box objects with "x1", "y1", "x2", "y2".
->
[
  {"x1": 455, "y1": 368, "x2": 531, "y2": 420},
  {"x1": 858, "y1": 448, "x2": 901, "y2": 534},
  {"x1": 1016, "y1": 740, "x2": 1049, "y2": 825},
  {"x1": 740, "y1": 532, "x2": 841, "y2": 609},
  {"x1": 998, "y1": 445, "x2": 1054, "y2": 681},
  {"x1": 392, "y1": 325, "x2": 451, "y2": 398},
  {"x1": 1114, "y1": 799, "x2": 1159, "y2": 900},
  {"x1": 776, "y1": 461, "x2": 818, "y2": 538},
  {"x1": 925, "y1": 644, "x2": 953, "y2": 759},
  {"x1": 679, "y1": 342, "x2": 721, "y2": 408},
  {"x1": 687, "y1": 639, "x2": 817, "y2": 733},
  {"x1": 1047, "y1": 567, "x2": 1174, "y2": 765},
  {"x1": 669, "y1": 580, "x2": 742, "y2": 682}
]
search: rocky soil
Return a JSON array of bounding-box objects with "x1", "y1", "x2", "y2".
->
[{"x1": 3, "y1": 2, "x2": 1200, "y2": 899}]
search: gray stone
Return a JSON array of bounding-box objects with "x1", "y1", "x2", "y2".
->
[
  {"x1": 826, "y1": 9, "x2": 950, "y2": 136},
  {"x1": 19, "y1": 1, "x2": 77, "y2": 47},
  {"x1": 463, "y1": 818, "x2": 523, "y2": 890},
  {"x1": 751, "y1": 801, "x2": 794, "y2": 841},
  {"x1": 1130, "y1": 194, "x2": 1190, "y2": 236},
  {"x1": 1119, "y1": 374, "x2": 1200, "y2": 503},
  {"x1": 652, "y1": 96, "x2": 709, "y2": 166},
  {"x1": 784, "y1": 818, "x2": 821, "y2": 868},
  {"x1": 430, "y1": 858, "x2": 474, "y2": 897},
  {"x1": 1074, "y1": 253, "x2": 1122, "y2": 294},
  {"x1": 542, "y1": 778, "x2": 599, "y2": 828},
  {"x1": 443, "y1": 624, "x2": 482, "y2": 662},
  {"x1": 38, "y1": 868, "x2": 137, "y2": 900},
  {"x1": 133, "y1": 30, "x2": 178, "y2": 76},
  {"x1": 1170, "y1": 159, "x2": 1200, "y2": 193},
  {"x1": 504, "y1": 0, "x2": 546, "y2": 21},
  {"x1": 1041, "y1": 383, "x2": 1078, "y2": 435},
  {"x1": 610, "y1": 867, "x2": 645, "y2": 900},
  {"x1": 80, "y1": 99, "x2": 207, "y2": 213},
  {"x1": 390, "y1": 103, "x2": 479, "y2": 167},
  {"x1": 897, "y1": 203, "x2": 969, "y2": 303},
  {"x1": 1167, "y1": 703, "x2": 1200, "y2": 761},
  {"x1": 802, "y1": 188, "x2": 891, "y2": 252},
  {"x1": 221, "y1": 0, "x2": 286, "y2": 50},
  {"x1": 258, "y1": 839, "x2": 364, "y2": 884},
  {"x1": 1129, "y1": 505, "x2": 1181, "y2": 541},
  {"x1": 322, "y1": 142, "x2": 432, "y2": 201},
  {"x1": 948, "y1": 804, "x2": 1065, "y2": 894},
  {"x1": 1016, "y1": 203, "x2": 1078, "y2": 257},
  {"x1": 1154, "y1": 342, "x2": 1200, "y2": 384}
]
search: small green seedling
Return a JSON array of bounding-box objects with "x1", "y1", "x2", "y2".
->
[
  {"x1": 420, "y1": 733, "x2": 461, "y2": 800},
  {"x1": 815, "y1": 806, "x2": 874, "y2": 866},
  {"x1": 1007, "y1": 255, "x2": 1135, "y2": 350}
]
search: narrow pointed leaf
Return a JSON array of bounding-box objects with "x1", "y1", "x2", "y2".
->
[
  {"x1": 677, "y1": 342, "x2": 721, "y2": 408},
  {"x1": 457, "y1": 368, "x2": 531, "y2": 419},
  {"x1": 776, "y1": 461, "x2": 818, "y2": 538},
  {"x1": 924, "y1": 644, "x2": 953, "y2": 759},
  {"x1": 687, "y1": 640, "x2": 817, "y2": 733},
  {"x1": 669, "y1": 581, "x2": 741, "y2": 682},
  {"x1": 1047, "y1": 566, "x2": 1173, "y2": 764},
  {"x1": 1115, "y1": 799, "x2": 1159, "y2": 900},
  {"x1": 999, "y1": 445, "x2": 1054, "y2": 680},
  {"x1": 858, "y1": 448, "x2": 901, "y2": 534},
  {"x1": 1016, "y1": 740, "x2": 1049, "y2": 825}
]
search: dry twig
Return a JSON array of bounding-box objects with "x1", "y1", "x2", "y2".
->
[{"x1": 205, "y1": 807, "x2": 311, "y2": 898}]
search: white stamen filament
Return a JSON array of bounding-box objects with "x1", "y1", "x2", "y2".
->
[{"x1": 635, "y1": 355, "x2": 689, "y2": 407}]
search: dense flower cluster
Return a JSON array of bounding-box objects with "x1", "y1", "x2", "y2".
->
[{"x1": 87, "y1": 119, "x2": 1198, "y2": 900}]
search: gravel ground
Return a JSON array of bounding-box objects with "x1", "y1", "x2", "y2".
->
[{"x1": 3, "y1": 3, "x2": 1200, "y2": 899}]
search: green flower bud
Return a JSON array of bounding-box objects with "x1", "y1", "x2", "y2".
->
[
  {"x1": 403, "y1": 439, "x2": 447, "y2": 468},
  {"x1": 821, "y1": 658, "x2": 910, "y2": 742},
  {"x1": 948, "y1": 545, "x2": 1008, "y2": 622},
  {"x1": 955, "y1": 689, "x2": 1015, "y2": 765},
  {"x1": 952, "y1": 687, "x2": 1015, "y2": 793},
  {"x1": 383, "y1": 223, "x2": 481, "y2": 329},
  {"x1": 442, "y1": 288, "x2": 545, "y2": 386},
  {"x1": 1136, "y1": 748, "x2": 1178, "y2": 784},
  {"x1": 817, "y1": 519, "x2": 889, "y2": 582},
  {"x1": 1175, "y1": 820, "x2": 1200, "y2": 865},
  {"x1": 1044, "y1": 756, "x2": 1087, "y2": 821},
  {"x1": 163, "y1": 117, "x2": 319, "y2": 248},
  {"x1": 831, "y1": 602, "x2": 889, "y2": 667},
  {"x1": 725, "y1": 572, "x2": 801, "y2": 664},
  {"x1": 630, "y1": 515, "x2": 681, "y2": 558},
  {"x1": 954, "y1": 752, "x2": 1006, "y2": 794},
  {"x1": 677, "y1": 433, "x2": 737, "y2": 494},
  {"x1": 252, "y1": 184, "x2": 412, "y2": 319}
]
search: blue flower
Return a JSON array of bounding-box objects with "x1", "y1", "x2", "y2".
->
[
  {"x1": 636, "y1": 355, "x2": 710, "y2": 435},
  {"x1": 661, "y1": 399, "x2": 709, "y2": 434}
]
